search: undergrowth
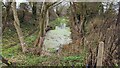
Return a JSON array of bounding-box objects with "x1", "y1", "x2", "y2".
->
[{"x1": 1, "y1": 21, "x2": 87, "y2": 66}]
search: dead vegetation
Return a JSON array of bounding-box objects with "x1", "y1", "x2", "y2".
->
[{"x1": 85, "y1": 15, "x2": 119, "y2": 66}]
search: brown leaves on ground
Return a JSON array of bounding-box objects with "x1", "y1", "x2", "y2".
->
[{"x1": 59, "y1": 39, "x2": 83, "y2": 56}]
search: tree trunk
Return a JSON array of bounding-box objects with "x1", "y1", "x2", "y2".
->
[
  {"x1": 0, "y1": 2, "x2": 2, "y2": 47},
  {"x1": 11, "y1": 1, "x2": 27, "y2": 53},
  {"x1": 116, "y1": 2, "x2": 120, "y2": 66},
  {"x1": 116, "y1": 2, "x2": 120, "y2": 26},
  {"x1": 34, "y1": 2, "x2": 47, "y2": 49},
  {"x1": 2, "y1": 2, "x2": 12, "y2": 32},
  {"x1": 69, "y1": 2, "x2": 83, "y2": 43},
  {"x1": 32, "y1": 2, "x2": 37, "y2": 20},
  {"x1": 69, "y1": 2, "x2": 77, "y2": 41},
  {"x1": 33, "y1": 2, "x2": 61, "y2": 54},
  {"x1": 49, "y1": 8, "x2": 59, "y2": 21},
  {"x1": 45, "y1": 9, "x2": 49, "y2": 28}
]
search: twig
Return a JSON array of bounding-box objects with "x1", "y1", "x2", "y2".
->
[{"x1": 48, "y1": 1, "x2": 63, "y2": 9}]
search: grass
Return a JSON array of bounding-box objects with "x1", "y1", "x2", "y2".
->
[
  {"x1": 2, "y1": 45, "x2": 21, "y2": 58},
  {"x1": 18, "y1": 54, "x2": 48, "y2": 66},
  {"x1": 63, "y1": 48, "x2": 87, "y2": 66},
  {"x1": 1, "y1": 21, "x2": 86, "y2": 66},
  {"x1": 2, "y1": 43, "x2": 49, "y2": 66},
  {"x1": 2, "y1": 40, "x2": 86, "y2": 66},
  {"x1": 62, "y1": 55, "x2": 84, "y2": 66},
  {"x1": 25, "y1": 35, "x2": 37, "y2": 47}
]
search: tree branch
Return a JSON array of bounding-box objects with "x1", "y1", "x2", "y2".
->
[
  {"x1": 47, "y1": 1, "x2": 63, "y2": 9},
  {"x1": 2, "y1": 2, "x2": 6, "y2": 7}
]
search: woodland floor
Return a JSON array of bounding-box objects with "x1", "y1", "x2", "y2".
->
[{"x1": 1, "y1": 22, "x2": 87, "y2": 66}]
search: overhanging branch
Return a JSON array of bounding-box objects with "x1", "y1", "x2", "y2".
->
[{"x1": 47, "y1": 0, "x2": 63, "y2": 9}]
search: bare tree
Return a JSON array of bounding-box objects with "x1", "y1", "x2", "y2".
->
[
  {"x1": 11, "y1": 1, "x2": 27, "y2": 53},
  {"x1": 2, "y1": 2, "x2": 12, "y2": 32},
  {"x1": 0, "y1": 2, "x2": 2, "y2": 46},
  {"x1": 32, "y1": 2, "x2": 37, "y2": 20},
  {"x1": 69, "y1": 2, "x2": 82, "y2": 44},
  {"x1": 34, "y1": 2, "x2": 62, "y2": 54}
]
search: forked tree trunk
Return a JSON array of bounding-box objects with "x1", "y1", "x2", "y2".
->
[
  {"x1": 70, "y1": 2, "x2": 86, "y2": 46},
  {"x1": 11, "y1": 1, "x2": 27, "y2": 53},
  {"x1": 34, "y1": 2, "x2": 62, "y2": 54},
  {"x1": 69, "y1": 2, "x2": 82, "y2": 43},
  {"x1": 34, "y1": 2, "x2": 47, "y2": 49}
]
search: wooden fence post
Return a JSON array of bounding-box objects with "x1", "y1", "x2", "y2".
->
[{"x1": 97, "y1": 41, "x2": 104, "y2": 66}]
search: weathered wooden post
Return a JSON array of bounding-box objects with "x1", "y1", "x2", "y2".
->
[{"x1": 97, "y1": 41, "x2": 104, "y2": 66}]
